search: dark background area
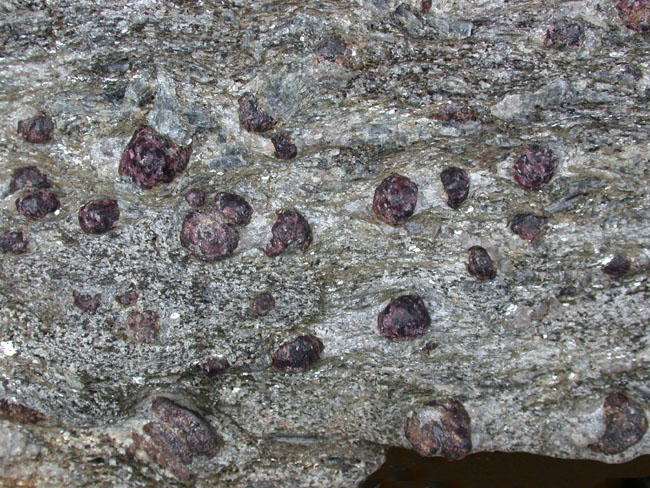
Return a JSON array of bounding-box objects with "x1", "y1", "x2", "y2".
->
[{"x1": 361, "y1": 448, "x2": 650, "y2": 488}]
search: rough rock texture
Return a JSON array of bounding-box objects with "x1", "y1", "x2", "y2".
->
[{"x1": 1, "y1": 0, "x2": 650, "y2": 486}]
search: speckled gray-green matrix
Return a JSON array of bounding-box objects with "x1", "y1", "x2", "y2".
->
[{"x1": 1, "y1": 0, "x2": 649, "y2": 486}]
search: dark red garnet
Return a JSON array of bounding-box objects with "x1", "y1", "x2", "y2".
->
[
  {"x1": 238, "y1": 93, "x2": 276, "y2": 133},
  {"x1": 440, "y1": 167, "x2": 470, "y2": 209},
  {"x1": 467, "y1": 246, "x2": 496, "y2": 281},
  {"x1": 617, "y1": 0, "x2": 650, "y2": 33},
  {"x1": 133, "y1": 396, "x2": 219, "y2": 481},
  {"x1": 119, "y1": 126, "x2": 191, "y2": 190},
  {"x1": 378, "y1": 295, "x2": 431, "y2": 340},
  {"x1": 373, "y1": 173, "x2": 418, "y2": 225},
  {"x1": 543, "y1": 20, "x2": 584, "y2": 49},
  {"x1": 405, "y1": 398, "x2": 472, "y2": 460},
  {"x1": 264, "y1": 210, "x2": 312, "y2": 257},
  {"x1": 8, "y1": 166, "x2": 51, "y2": 195},
  {"x1": 143, "y1": 421, "x2": 192, "y2": 467},
  {"x1": 15, "y1": 189, "x2": 59, "y2": 219},
  {"x1": 510, "y1": 214, "x2": 547, "y2": 241},
  {"x1": 602, "y1": 256, "x2": 631, "y2": 279},
  {"x1": 116, "y1": 285, "x2": 139, "y2": 307},
  {"x1": 252, "y1": 292, "x2": 276, "y2": 317},
  {"x1": 272, "y1": 334, "x2": 324, "y2": 373},
  {"x1": 317, "y1": 34, "x2": 348, "y2": 61},
  {"x1": 185, "y1": 188, "x2": 205, "y2": 207},
  {"x1": 198, "y1": 357, "x2": 231, "y2": 377},
  {"x1": 0, "y1": 399, "x2": 45, "y2": 424},
  {"x1": 78, "y1": 198, "x2": 120, "y2": 234},
  {"x1": 151, "y1": 397, "x2": 219, "y2": 457},
  {"x1": 73, "y1": 291, "x2": 101, "y2": 312},
  {"x1": 513, "y1": 146, "x2": 559, "y2": 189},
  {"x1": 215, "y1": 192, "x2": 253, "y2": 226},
  {"x1": 17, "y1": 113, "x2": 54, "y2": 143},
  {"x1": 590, "y1": 392, "x2": 648, "y2": 455},
  {"x1": 0, "y1": 231, "x2": 28, "y2": 254},
  {"x1": 271, "y1": 132, "x2": 298, "y2": 160},
  {"x1": 180, "y1": 210, "x2": 239, "y2": 261},
  {"x1": 127, "y1": 310, "x2": 160, "y2": 344},
  {"x1": 434, "y1": 102, "x2": 476, "y2": 123}
]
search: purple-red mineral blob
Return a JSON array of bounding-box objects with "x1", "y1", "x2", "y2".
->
[
  {"x1": 185, "y1": 188, "x2": 205, "y2": 207},
  {"x1": 180, "y1": 210, "x2": 239, "y2": 261},
  {"x1": 264, "y1": 209, "x2": 312, "y2": 257},
  {"x1": 116, "y1": 285, "x2": 139, "y2": 307},
  {"x1": 198, "y1": 357, "x2": 231, "y2": 377},
  {"x1": 433, "y1": 102, "x2": 476, "y2": 123},
  {"x1": 238, "y1": 93, "x2": 276, "y2": 133},
  {"x1": 252, "y1": 292, "x2": 275, "y2": 317},
  {"x1": 589, "y1": 392, "x2": 648, "y2": 455},
  {"x1": 17, "y1": 113, "x2": 54, "y2": 143},
  {"x1": 513, "y1": 146, "x2": 559, "y2": 189},
  {"x1": 131, "y1": 396, "x2": 219, "y2": 482},
  {"x1": 272, "y1": 334, "x2": 324, "y2": 373},
  {"x1": 602, "y1": 255, "x2": 631, "y2": 279},
  {"x1": 0, "y1": 399, "x2": 45, "y2": 424},
  {"x1": 78, "y1": 198, "x2": 120, "y2": 234},
  {"x1": 151, "y1": 397, "x2": 219, "y2": 458},
  {"x1": 510, "y1": 214, "x2": 548, "y2": 241},
  {"x1": 143, "y1": 421, "x2": 192, "y2": 467},
  {"x1": 127, "y1": 310, "x2": 160, "y2": 344},
  {"x1": 467, "y1": 246, "x2": 497, "y2": 281},
  {"x1": 119, "y1": 126, "x2": 191, "y2": 190},
  {"x1": 15, "y1": 189, "x2": 59, "y2": 219},
  {"x1": 617, "y1": 0, "x2": 650, "y2": 33},
  {"x1": 317, "y1": 34, "x2": 348, "y2": 62},
  {"x1": 73, "y1": 291, "x2": 102, "y2": 313},
  {"x1": 543, "y1": 20, "x2": 584, "y2": 49},
  {"x1": 131, "y1": 427, "x2": 194, "y2": 482},
  {"x1": 215, "y1": 192, "x2": 252, "y2": 226},
  {"x1": 405, "y1": 398, "x2": 472, "y2": 460},
  {"x1": 378, "y1": 294, "x2": 431, "y2": 340},
  {"x1": 271, "y1": 132, "x2": 298, "y2": 160},
  {"x1": 8, "y1": 166, "x2": 51, "y2": 195},
  {"x1": 0, "y1": 231, "x2": 28, "y2": 254},
  {"x1": 373, "y1": 173, "x2": 418, "y2": 225},
  {"x1": 440, "y1": 167, "x2": 470, "y2": 209}
]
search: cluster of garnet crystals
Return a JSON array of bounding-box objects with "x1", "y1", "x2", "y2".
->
[{"x1": 4, "y1": 31, "x2": 643, "y2": 473}]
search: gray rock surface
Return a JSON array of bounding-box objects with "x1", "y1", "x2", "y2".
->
[{"x1": 1, "y1": 0, "x2": 650, "y2": 486}]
